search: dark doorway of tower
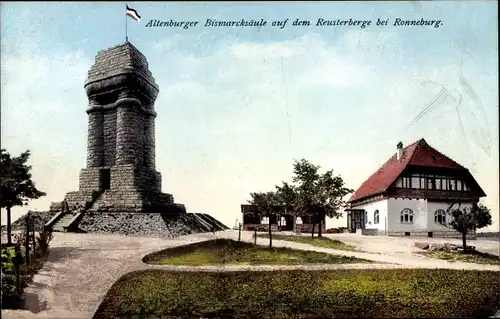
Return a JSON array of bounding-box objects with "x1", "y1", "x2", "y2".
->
[
  {"x1": 100, "y1": 168, "x2": 111, "y2": 191},
  {"x1": 345, "y1": 209, "x2": 367, "y2": 233}
]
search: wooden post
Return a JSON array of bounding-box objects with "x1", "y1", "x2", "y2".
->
[
  {"x1": 32, "y1": 218, "x2": 36, "y2": 259},
  {"x1": 7, "y1": 206, "x2": 12, "y2": 245},
  {"x1": 238, "y1": 223, "x2": 242, "y2": 242},
  {"x1": 14, "y1": 246, "x2": 21, "y2": 294},
  {"x1": 25, "y1": 213, "x2": 30, "y2": 266},
  {"x1": 254, "y1": 229, "x2": 257, "y2": 244}
]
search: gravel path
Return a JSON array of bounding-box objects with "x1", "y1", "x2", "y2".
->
[
  {"x1": 1, "y1": 230, "x2": 499, "y2": 319},
  {"x1": 322, "y1": 233, "x2": 500, "y2": 257},
  {"x1": 147, "y1": 263, "x2": 409, "y2": 272}
]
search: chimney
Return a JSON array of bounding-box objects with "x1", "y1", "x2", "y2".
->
[{"x1": 396, "y1": 141, "x2": 403, "y2": 160}]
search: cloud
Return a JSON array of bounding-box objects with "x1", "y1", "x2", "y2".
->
[
  {"x1": 1, "y1": 26, "x2": 498, "y2": 232},
  {"x1": 150, "y1": 30, "x2": 497, "y2": 229},
  {"x1": 1, "y1": 38, "x2": 92, "y2": 222}
]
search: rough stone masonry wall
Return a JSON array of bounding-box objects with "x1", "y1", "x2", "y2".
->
[
  {"x1": 87, "y1": 43, "x2": 153, "y2": 81},
  {"x1": 78, "y1": 168, "x2": 102, "y2": 192},
  {"x1": 86, "y1": 109, "x2": 104, "y2": 168},
  {"x1": 108, "y1": 165, "x2": 161, "y2": 194},
  {"x1": 143, "y1": 114, "x2": 155, "y2": 169},
  {"x1": 64, "y1": 191, "x2": 96, "y2": 209},
  {"x1": 78, "y1": 212, "x2": 195, "y2": 238},
  {"x1": 115, "y1": 97, "x2": 143, "y2": 167},
  {"x1": 110, "y1": 165, "x2": 136, "y2": 191},
  {"x1": 103, "y1": 108, "x2": 117, "y2": 167},
  {"x1": 92, "y1": 190, "x2": 143, "y2": 211}
]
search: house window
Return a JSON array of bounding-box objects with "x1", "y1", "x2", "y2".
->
[
  {"x1": 262, "y1": 217, "x2": 269, "y2": 224},
  {"x1": 457, "y1": 180, "x2": 463, "y2": 191},
  {"x1": 435, "y1": 179, "x2": 441, "y2": 190},
  {"x1": 441, "y1": 179, "x2": 448, "y2": 190},
  {"x1": 296, "y1": 217, "x2": 303, "y2": 225},
  {"x1": 402, "y1": 177, "x2": 411, "y2": 188},
  {"x1": 427, "y1": 177, "x2": 436, "y2": 190},
  {"x1": 374, "y1": 210, "x2": 380, "y2": 224},
  {"x1": 411, "y1": 176, "x2": 419, "y2": 189},
  {"x1": 420, "y1": 177, "x2": 426, "y2": 189},
  {"x1": 395, "y1": 178, "x2": 403, "y2": 188},
  {"x1": 281, "y1": 217, "x2": 287, "y2": 226},
  {"x1": 449, "y1": 180, "x2": 456, "y2": 191},
  {"x1": 400, "y1": 208, "x2": 414, "y2": 224},
  {"x1": 434, "y1": 209, "x2": 447, "y2": 224}
]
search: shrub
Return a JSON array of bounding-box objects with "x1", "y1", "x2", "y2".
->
[
  {"x1": 11, "y1": 232, "x2": 27, "y2": 247},
  {"x1": 1, "y1": 248, "x2": 16, "y2": 296},
  {"x1": 1, "y1": 232, "x2": 52, "y2": 309},
  {"x1": 36, "y1": 231, "x2": 53, "y2": 257}
]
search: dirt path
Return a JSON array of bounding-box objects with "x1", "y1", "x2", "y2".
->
[
  {"x1": 239, "y1": 233, "x2": 500, "y2": 271},
  {"x1": 1, "y1": 231, "x2": 498, "y2": 319},
  {"x1": 322, "y1": 233, "x2": 500, "y2": 257},
  {"x1": 1, "y1": 231, "x2": 218, "y2": 319}
]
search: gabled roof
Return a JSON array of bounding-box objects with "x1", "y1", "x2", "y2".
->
[{"x1": 348, "y1": 138, "x2": 471, "y2": 202}]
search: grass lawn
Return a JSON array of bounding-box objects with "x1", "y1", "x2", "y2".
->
[
  {"x1": 143, "y1": 239, "x2": 370, "y2": 266},
  {"x1": 94, "y1": 268, "x2": 500, "y2": 318},
  {"x1": 257, "y1": 233, "x2": 357, "y2": 251},
  {"x1": 419, "y1": 250, "x2": 500, "y2": 265}
]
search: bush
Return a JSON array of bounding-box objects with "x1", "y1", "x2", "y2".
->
[
  {"x1": 36, "y1": 231, "x2": 53, "y2": 257},
  {"x1": 94, "y1": 269, "x2": 500, "y2": 318},
  {"x1": 1, "y1": 231, "x2": 52, "y2": 309},
  {"x1": 1, "y1": 248, "x2": 16, "y2": 295}
]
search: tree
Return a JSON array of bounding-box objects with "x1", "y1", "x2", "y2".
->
[
  {"x1": 248, "y1": 191, "x2": 280, "y2": 248},
  {"x1": 275, "y1": 182, "x2": 297, "y2": 230},
  {"x1": 441, "y1": 202, "x2": 492, "y2": 252},
  {"x1": 291, "y1": 159, "x2": 353, "y2": 238},
  {"x1": 0, "y1": 149, "x2": 46, "y2": 245},
  {"x1": 315, "y1": 169, "x2": 353, "y2": 237},
  {"x1": 292, "y1": 159, "x2": 320, "y2": 237}
]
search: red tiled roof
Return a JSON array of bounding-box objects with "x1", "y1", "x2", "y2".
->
[{"x1": 348, "y1": 138, "x2": 467, "y2": 202}]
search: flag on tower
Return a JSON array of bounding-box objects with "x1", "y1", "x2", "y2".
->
[{"x1": 126, "y1": 5, "x2": 141, "y2": 22}]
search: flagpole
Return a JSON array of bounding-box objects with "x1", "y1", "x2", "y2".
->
[{"x1": 125, "y1": 5, "x2": 128, "y2": 42}]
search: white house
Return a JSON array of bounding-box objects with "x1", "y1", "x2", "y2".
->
[{"x1": 346, "y1": 138, "x2": 486, "y2": 238}]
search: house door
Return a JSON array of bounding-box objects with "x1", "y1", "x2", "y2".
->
[{"x1": 354, "y1": 211, "x2": 366, "y2": 231}]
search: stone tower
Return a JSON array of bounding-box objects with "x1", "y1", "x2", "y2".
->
[{"x1": 62, "y1": 42, "x2": 178, "y2": 213}]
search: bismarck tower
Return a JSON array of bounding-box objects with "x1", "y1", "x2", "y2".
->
[
  {"x1": 65, "y1": 41, "x2": 176, "y2": 211},
  {"x1": 44, "y1": 42, "x2": 219, "y2": 236},
  {"x1": 62, "y1": 41, "x2": 178, "y2": 212}
]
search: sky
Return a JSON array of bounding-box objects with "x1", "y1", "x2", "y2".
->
[{"x1": 1, "y1": 1, "x2": 498, "y2": 231}]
